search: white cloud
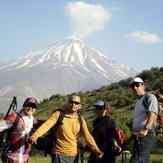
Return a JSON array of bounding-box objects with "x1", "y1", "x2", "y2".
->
[
  {"x1": 64, "y1": 1, "x2": 112, "y2": 39},
  {"x1": 126, "y1": 31, "x2": 162, "y2": 44}
]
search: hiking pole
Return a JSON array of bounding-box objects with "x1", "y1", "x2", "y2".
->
[
  {"x1": 138, "y1": 139, "x2": 141, "y2": 163},
  {"x1": 79, "y1": 142, "x2": 85, "y2": 163},
  {"x1": 5, "y1": 96, "x2": 17, "y2": 118}
]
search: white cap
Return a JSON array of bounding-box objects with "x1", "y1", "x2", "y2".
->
[
  {"x1": 94, "y1": 101, "x2": 105, "y2": 107},
  {"x1": 130, "y1": 77, "x2": 144, "y2": 85}
]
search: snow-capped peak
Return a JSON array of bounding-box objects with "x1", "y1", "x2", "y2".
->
[{"x1": 0, "y1": 37, "x2": 107, "y2": 70}]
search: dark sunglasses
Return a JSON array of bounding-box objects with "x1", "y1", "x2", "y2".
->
[
  {"x1": 131, "y1": 83, "x2": 141, "y2": 89},
  {"x1": 95, "y1": 106, "x2": 105, "y2": 110},
  {"x1": 26, "y1": 104, "x2": 36, "y2": 109},
  {"x1": 69, "y1": 101, "x2": 81, "y2": 105}
]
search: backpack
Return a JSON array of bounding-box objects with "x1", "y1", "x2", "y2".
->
[
  {"x1": 114, "y1": 127, "x2": 125, "y2": 156},
  {"x1": 0, "y1": 113, "x2": 20, "y2": 157},
  {"x1": 143, "y1": 91, "x2": 163, "y2": 136},
  {"x1": 34, "y1": 109, "x2": 83, "y2": 156}
]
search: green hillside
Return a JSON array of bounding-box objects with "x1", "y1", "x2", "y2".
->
[
  {"x1": 33, "y1": 66, "x2": 163, "y2": 154},
  {"x1": 1, "y1": 66, "x2": 163, "y2": 157}
]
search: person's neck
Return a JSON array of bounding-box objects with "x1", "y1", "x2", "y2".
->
[
  {"x1": 22, "y1": 111, "x2": 31, "y2": 118},
  {"x1": 137, "y1": 92, "x2": 146, "y2": 99},
  {"x1": 66, "y1": 110, "x2": 77, "y2": 117}
]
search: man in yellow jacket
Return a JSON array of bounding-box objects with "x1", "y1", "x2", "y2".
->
[{"x1": 28, "y1": 95, "x2": 103, "y2": 163}]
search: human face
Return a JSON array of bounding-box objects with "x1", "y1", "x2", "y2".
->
[
  {"x1": 67, "y1": 95, "x2": 81, "y2": 113},
  {"x1": 95, "y1": 106, "x2": 106, "y2": 117},
  {"x1": 23, "y1": 104, "x2": 36, "y2": 118},
  {"x1": 131, "y1": 82, "x2": 145, "y2": 98}
]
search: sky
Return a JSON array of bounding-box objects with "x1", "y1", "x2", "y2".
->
[{"x1": 0, "y1": 0, "x2": 162, "y2": 72}]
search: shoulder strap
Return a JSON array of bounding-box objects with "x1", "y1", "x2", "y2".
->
[
  {"x1": 2, "y1": 113, "x2": 21, "y2": 151},
  {"x1": 78, "y1": 114, "x2": 82, "y2": 132},
  {"x1": 8, "y1": 113, "x2": 21, "y2": 135},
  {"x1": 142, "y1": 92, "x2": 151, "y2": 109},
  {"x1": 53, "y1": 109, "x2": 65, "y2": 135},
  {"x1": 53, "y1": 110, "x2": 82, "y2": 134},
  {"x1": 53, "y1": 109, "x2": 83, "y2": 134}
]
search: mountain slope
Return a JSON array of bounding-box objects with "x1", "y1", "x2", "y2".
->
[{"x1": 0, "y1": 37, "x2": 138, "y2": 113}]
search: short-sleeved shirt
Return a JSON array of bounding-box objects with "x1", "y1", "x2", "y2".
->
[{"x1": 133, "y1": 93, "x2": 158, "y2": 134}]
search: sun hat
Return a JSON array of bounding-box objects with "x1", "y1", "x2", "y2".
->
[
  {"x1": 130, "y1": 77, "x2": 144, "y2": 85},
  {"x1": 23, "y1": 97, "x2": 37, "y2": 108},
  {"x1": 93, "y1": 101, "x2": 106, "y2": 107}
]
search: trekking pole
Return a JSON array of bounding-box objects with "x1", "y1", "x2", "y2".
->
[
  {"x1": 80, "y1": 149, "x2": 84, "y2": 163},
  {"x1": 138, "y1": 139, "x2": 141, "y2": 163},
  {"x1": 4, "y1": 96, "x2": 17, "y2": 118},
  {"x1": 79, "y1": 142, "x2": 85, "y2": 163}
]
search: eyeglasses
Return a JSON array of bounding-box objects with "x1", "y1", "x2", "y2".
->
[
  {"x1": 26, "y1": 104, "x2": 36, "y2": 109},
  {"x1": 95, "y1": 106, "x2": 105, "y2": 110},
  {"x1": 69, "y1": 101, "x2": 81, "y2": 105},
  {"x1": 131, "y1": 83, "x2": 141, "y2": 89}
]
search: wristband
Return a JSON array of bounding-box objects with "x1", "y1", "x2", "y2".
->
[{"x1": 145, "y1": 126, "x2": 150, "y2": 131}]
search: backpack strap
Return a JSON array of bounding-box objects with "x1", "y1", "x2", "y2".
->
[
  {"x1": 142, "y1": 92, "x2": 151, "y2": 109},
  {"x1": 10, "y1": 113, "x2": 21, "y2": 134},
  {"x1": 78, "y1": 114, "x2": 82, "y2": 132},
  {"x1": 4, "y1": 113, "x2": 21, "y2": 142},
  {"x1": 2, "y1": 113, "x2": 21, "y2": 156},
  {"x1": 53, "y1": 109, "x2": 82, "y2": 134},
  {"x1": 53, "y1": 109, "x2": 65, "y2": 135}
]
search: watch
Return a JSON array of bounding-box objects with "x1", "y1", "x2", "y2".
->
[{"x1": 145, "y1": 126, "x2": 150, "y2": 131}]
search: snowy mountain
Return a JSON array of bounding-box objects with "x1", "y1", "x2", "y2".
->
[{"x1": 0, "y1": 36, "x2": 138, "y2": 114}]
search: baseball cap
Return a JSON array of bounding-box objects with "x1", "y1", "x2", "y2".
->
[
  {"x1": 23, "y1": 97, "x2": 37, "y2": 108},
  {"x1": 94, "y1": 101, "x2": 106, "y2": 107},
  {"x1": 130, "y1": 77, "x2": 144, "y2": 85}
]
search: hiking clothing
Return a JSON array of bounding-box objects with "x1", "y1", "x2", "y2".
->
[
  {"x1": 88, "y1": 115, "x2": 116, "y2": 163},
  {"x1": 133, "y1": 93, "x2": 158, "y2": 134},
  {"x1": 51, "y1": 154, "x2": 79, "y2": 163},
  {"x1": 131, "y1": 93, "x2": 158, "y2": 162},
  {"x1": 0, "y1": 111, "x2": 43, "y2": 163},
  {"x1": 31, "y1": 111, "x2": 100, "y2": 156},
  {"x1": 130, "y1": 132, "x2": 156, "y2": 163}
]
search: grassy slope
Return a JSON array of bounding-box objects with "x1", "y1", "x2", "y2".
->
[{"x1": 33, "y1": 67, "x2": 163, "y2": 154}]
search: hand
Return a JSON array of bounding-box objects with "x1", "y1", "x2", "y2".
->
[
  {"x1": 28, "y1": 137, "x2": 37, "y2": 144},
  {"x1": 113, "y1": 141, "x2": 122, "y2": 154},
  {"x1": 114, "y1": 145, "x2": 122, "y2": 154},
  {"x1": 95, "y1": 150, "x2": 104, "y2": 160},
  {"x1": 136, "y1": 129, "x2": 148, "y2": 140}
]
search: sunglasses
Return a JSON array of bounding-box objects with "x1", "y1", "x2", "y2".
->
[
  {"x1": 26, "y1": 104, "x2": 36, "y2": 109},
  {"x1": 69, "y1": 101, "x2": 81, "y2": 105},
  {"x1": 95, "y1": 106, "x2": 105, "y2": 110},
  {"x1": 131, "y1": 83, "x2": 141, "y2": 89}
]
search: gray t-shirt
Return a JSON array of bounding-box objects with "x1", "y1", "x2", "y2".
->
[{"x1": 133, "y1": 93, "x2": 158, "y2": 135}]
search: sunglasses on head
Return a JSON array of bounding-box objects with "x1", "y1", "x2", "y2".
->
[
  {"x1": 69, "y1": 101, "x2": 81, "y2": 105},
  {"x1": 26, "y1": 104, "x2": 36, "y2": 109},
  {"x1": 131, "y1": 83, "x2": 141, "y2": 89}
]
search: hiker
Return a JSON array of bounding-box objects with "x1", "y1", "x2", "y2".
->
[
  {"x1": 28, "y1": 95, "x2": 104, "y2": 163},
  {"x1": 124, "y1": 77, "x2": 158, "y2": 162},
  {"x1": 0, "y1": 97, "x2": 44, "y2": 163},
  {"x1": 87, "y1": 100, "x2": 121, "y2": 163}
]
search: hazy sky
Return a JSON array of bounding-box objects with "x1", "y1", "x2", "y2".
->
[{"x1": 0, "y1": 0, "x2": 162, "y2": 72}]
